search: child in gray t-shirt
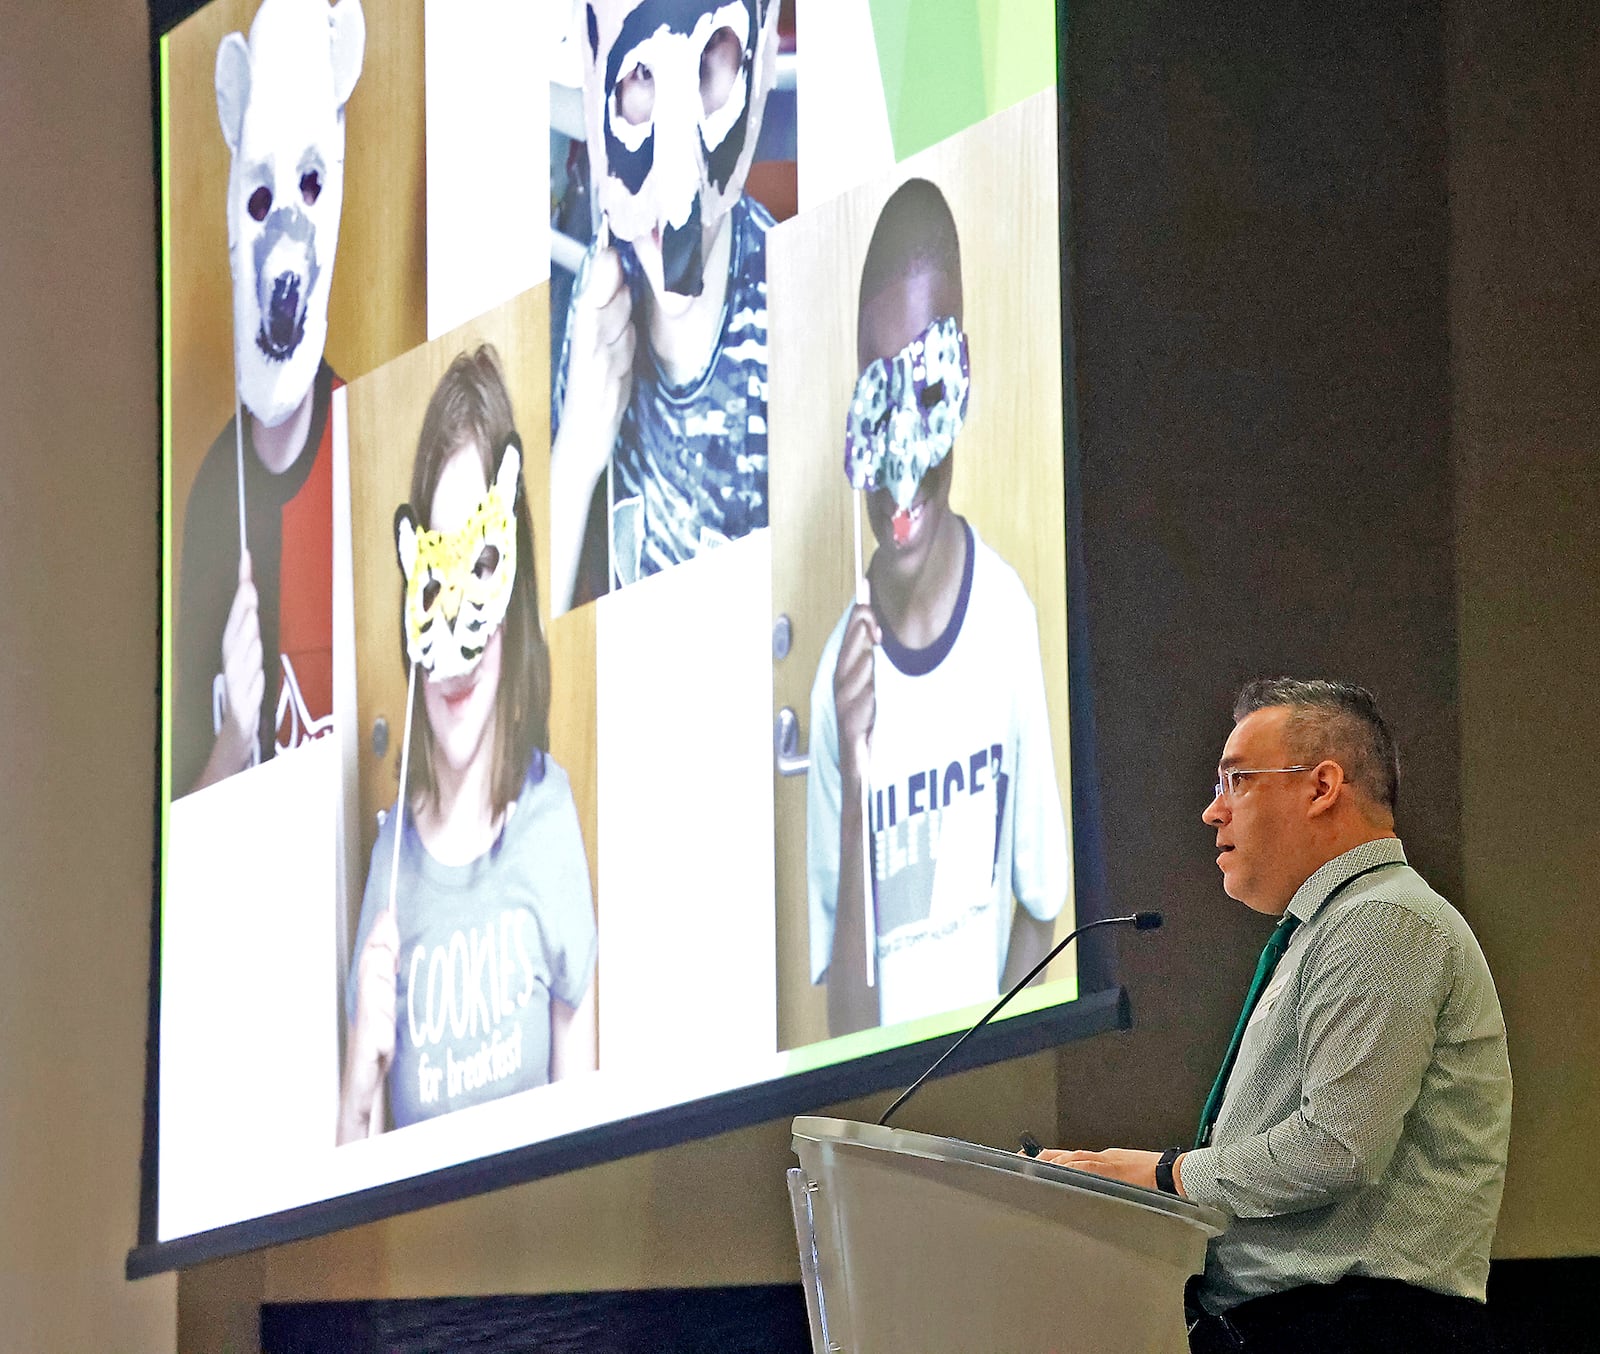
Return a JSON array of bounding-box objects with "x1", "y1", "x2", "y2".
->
[{"x1": 338, "y1": 346, "x2": 597, "y2": 1142}]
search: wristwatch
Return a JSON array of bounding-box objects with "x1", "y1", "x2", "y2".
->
[{"x1": 1156, "y1": 1146, "x2": 1182, "y2": 1195}]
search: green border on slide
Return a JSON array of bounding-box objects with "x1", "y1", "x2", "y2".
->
[
  {"x1": 780, "y1": 972, "x2": 1078, "y2": 1076},
  {"x1": 869, "y1": 0, "x2": 1059, "y2": 161},
  {"x1": 160, "y1": 33, "x2": 174, "y2": 924}
]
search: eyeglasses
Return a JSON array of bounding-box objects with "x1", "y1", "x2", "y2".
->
[{"x1": 1212, "y1": 766, "x2": 1313, "y2": 802}]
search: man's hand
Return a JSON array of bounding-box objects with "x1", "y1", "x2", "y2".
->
[
  {"x1": 833, "y1": 602, "x2": 881, "y2": 789},
  {"x1": 1034, "y1": 1147, "x2": 1182, "y2": 1195},
  {"x1": 337, "y1": 906, "x2": 399, "y2": 1143},
  {"x1": 551, "y1": 243, "x2": 635, "y2": 611}
]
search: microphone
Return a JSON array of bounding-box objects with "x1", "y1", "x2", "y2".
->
[{"x1": 877, "y1": 911, "x2": 1164, "y2": 1127}]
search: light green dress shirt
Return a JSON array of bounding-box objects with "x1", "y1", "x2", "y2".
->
[{"x1": 1181, "y1": 838, "x2": 1512, "y2": 1313}]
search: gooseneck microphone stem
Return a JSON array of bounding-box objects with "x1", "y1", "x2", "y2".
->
[{"x1": 877, "y1": 911, "x2": 1163, "y2": 1128}]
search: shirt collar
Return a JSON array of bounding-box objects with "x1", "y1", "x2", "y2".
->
[{"x1": 1285, "y1": 837, "x2": 1408, "y2": 924}]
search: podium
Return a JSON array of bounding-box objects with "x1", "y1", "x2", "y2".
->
[{"x1": 789, "y1": 1117, "x2": 1227, "y2": 1354}]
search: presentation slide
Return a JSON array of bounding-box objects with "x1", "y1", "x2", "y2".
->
[{"x1": 149, "y1": 0, "x2": 1080, "y2": 1258}]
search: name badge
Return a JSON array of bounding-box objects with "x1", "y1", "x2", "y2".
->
[{"x1": 1247, "y1": 969, "x2": 1292, "y2": 1029}]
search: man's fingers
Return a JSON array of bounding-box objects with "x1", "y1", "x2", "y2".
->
[{"x1": 1037, "y1": 1148, "x2": 1092, "y2": 1166}]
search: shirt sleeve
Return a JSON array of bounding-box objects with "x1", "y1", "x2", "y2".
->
[
  {"x1": 1181, "y1": 900, "x2": 1458, "y2": 1217},
  {"x1": 534, "y1": 774, "x2": 599, "y2": 1010},
  {"x1": 1007, "y1": 591, "x2": 1069, "y2": 922},
  {"x1": 172, "y1": 437, "x2": 233, "y2": 796},
  {"x1": 806, "y1": 620, "x2": 846, "y2": 985}
]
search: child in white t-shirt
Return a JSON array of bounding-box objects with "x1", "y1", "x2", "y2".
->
[{"x1": 807, "y1": 178, "x2": 1070, "y2": 1036}]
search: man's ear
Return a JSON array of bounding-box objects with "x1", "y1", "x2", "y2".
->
[
  {"x1": 328, "y1": 0, "x2": 367, "y2": 110},
  {"x1": 215, "y1": 32, "x2": 251, "y2": 155},
  {"x1": 1306, "y1": 759, "x2": 1346, "y2": 818}
]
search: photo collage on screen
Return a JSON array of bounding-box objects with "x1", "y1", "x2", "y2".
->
[{"x1": 157, "y1": 0, "x2": 1074, "y2": 1244}]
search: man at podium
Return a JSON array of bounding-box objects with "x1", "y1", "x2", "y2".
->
[{"x1": 1037, "y1": 679, "x2": 1511, "y2": 1353}]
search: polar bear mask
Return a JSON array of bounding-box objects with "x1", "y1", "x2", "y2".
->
[{"x1": 216, "y1": 0, "x2": 365, "y2": 429}]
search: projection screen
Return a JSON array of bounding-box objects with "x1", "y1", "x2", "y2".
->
[{"x1": 132, "y1": 0, "x2": 1119, "y2": 1275}]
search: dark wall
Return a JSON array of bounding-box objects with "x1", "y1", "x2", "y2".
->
[
  {"x1": 1448, "y1": 0, "x2": 1600, "y2": 1257},
  {"x1": 1059, "y1": 1, "x2": 1458, "y2": 1142}
]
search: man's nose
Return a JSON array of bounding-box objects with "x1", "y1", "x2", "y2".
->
[{"x1": 1202, "y1": 791, "x2": 1228, "y2": 826}]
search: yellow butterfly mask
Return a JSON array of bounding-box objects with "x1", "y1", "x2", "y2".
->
[{"x1": 394, "y1": 439, "x2": 520, "y2": 681}]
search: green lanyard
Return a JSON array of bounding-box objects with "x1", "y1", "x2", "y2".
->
[{"x1": 1193, "y1": 859, "x2": 1404, "y2": 1150}]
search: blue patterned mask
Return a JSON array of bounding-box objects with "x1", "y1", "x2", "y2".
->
[{"x1": 843, "y1": 315, "x2": 971, "y2": 512}]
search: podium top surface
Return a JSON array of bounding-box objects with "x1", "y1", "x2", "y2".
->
[{"x1": 793, "y1": 1116, "x2": 1227, "y2": 1236}]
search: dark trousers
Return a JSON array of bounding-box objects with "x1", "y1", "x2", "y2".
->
[{"x1": 1187, "y1": 1275, "x2": 1490, "y2": 1354}]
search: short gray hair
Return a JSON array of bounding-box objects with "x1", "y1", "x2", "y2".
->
[{"x1": 1233, "y1": 678, "x2": 1399, "y2": 813}]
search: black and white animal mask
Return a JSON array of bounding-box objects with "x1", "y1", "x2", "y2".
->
[
  {"x1": 216, "y1": 0, "x2": 365, "y2": 428},
  {"x1": 581, "y1": 0, "x2": 780, "y2": 298}
]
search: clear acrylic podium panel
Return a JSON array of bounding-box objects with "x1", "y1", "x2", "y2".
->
[{"x1": 790, "y1": 1117, "x2": 1227, "y2": 1354}]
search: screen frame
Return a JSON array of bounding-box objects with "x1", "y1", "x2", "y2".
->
[
  {"x1": 129, "y1": 987, "x2": 1126, "y2": 1277},
  {"x1": 131, "y1": 0, "x2": 1122, "y2": 1280}
]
